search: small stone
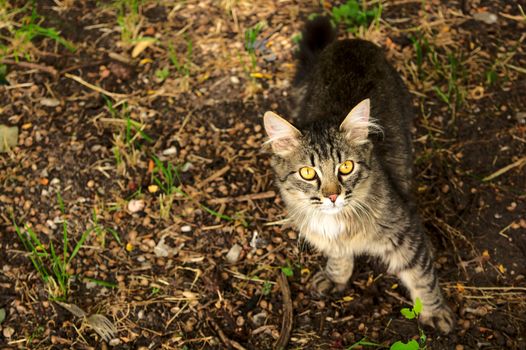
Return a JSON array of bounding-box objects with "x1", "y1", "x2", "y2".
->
[
  {"x1": 225, "y1": 244, "x2": 243, "y2": 263},
  {"x1": 287, "y1": 231, "x2": 297, "y2": 240},
  {"x1": 181, "y1": 225, "x2": 192, "y2": 233},
  {"x1": 455, "y1": 345, "x2": 464, "y2": 350},
  {"x1": 506, "y1": 202, "x2": 517, "y2": 211},
  {"x1": 109, "y1": 338, "x2": 121, "y2": 346},
  {"x1": 473, "y1": 12, "x2": 497, "y2": 24},
  {"x1": 40, "y1": 98, "x2": 60, "y2": 107},
  {"x1": 162, "y1": 146, "x2": 177, "y2": 156},
  {"x1": 3, "y1": 326, "x2": 14, "y2": 338},
  {"x1": 0, "y1": 125, "x2": 18, "y2": 152},
  {"x1": 230, "y1": 76, "x2": 240, "y2": 84},
  {"x1": 152, "y1": 239, "x2": 167, "y2": 258},
  {"x1": 251, "y1": 311, "x2": 268, "y2": 327},
  {"x1": 128, "y1": 199, "x2": 145, "y2": 213},
  {"x1": 87, "y1": 180, "x2": 95, "y2": 188},
  {"x1": 236, "y1": 316, "x2": 245, "y2": 327}
]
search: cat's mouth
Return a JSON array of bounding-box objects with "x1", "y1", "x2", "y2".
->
[{"x1": 320, "y1": 206, "x2": 343, "y2": 214}]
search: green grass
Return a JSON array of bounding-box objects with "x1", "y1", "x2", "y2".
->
[
  {"x1": 331, "y1": 0, "x2": 382, "y2": 33},
  {"x1": 244, "y1": 22, "x2": 265, "y2": 70},
  {"x1": 104, "y1": 96, "x2": 152, "y2": 174},
  {"x1": 343, "y1": 298, "x2": 426, "y2": 350},
  {"x1": 168, "y1": 37, "x2": 193, "y2": 77},
  {"x1": 0, "y1": 2, "x2": 75, "y2": 61},
  {"x1": 114, "y1": 0, "x2": 143, "y2": 44},
  {"x1": 151, "y1": 156, "x2": 234, "y2": 222},
  {"x1": 13, "y1": 193, "x2": 95, "y2": 300}
]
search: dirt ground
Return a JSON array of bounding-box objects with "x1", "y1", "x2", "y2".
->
[{"x1": 1, "y1": 0, "x2": 525, "y2": 349}]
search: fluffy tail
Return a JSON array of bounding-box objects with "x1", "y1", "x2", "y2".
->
[{"x1": 294, "y1": 16, "x2": 336, "y2": 84}]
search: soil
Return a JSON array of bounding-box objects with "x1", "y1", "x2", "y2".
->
[{"x1": 0, "y1": 0, "x2": 525, "y2": 349}]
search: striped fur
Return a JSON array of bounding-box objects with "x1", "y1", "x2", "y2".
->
[{"x1": 264, "y1": 18, "x2": 454, "y2": 333}]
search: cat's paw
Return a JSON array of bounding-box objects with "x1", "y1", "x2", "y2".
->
[
  {"x1": 420, "y1": 304, "x2": 455, "y2": 334},
  {"x1": 308, "y1": 270, "x2": 346, "y2": 297}
]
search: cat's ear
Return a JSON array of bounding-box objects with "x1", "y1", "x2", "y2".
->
[
  {"x1": 263, "y1": 111, "x2": 301, "y2": 155},
  {"x1": 339, "y1": 99, "x2": 372, "y2": 144}
]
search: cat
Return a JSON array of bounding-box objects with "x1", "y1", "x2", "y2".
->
[{"x1": 263, "y1": 17, "x2": 455, "y2": 334}]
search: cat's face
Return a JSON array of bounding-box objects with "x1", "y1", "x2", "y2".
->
[{"x1": 264, "y1": 99, "x2": 376, "y2": 217}]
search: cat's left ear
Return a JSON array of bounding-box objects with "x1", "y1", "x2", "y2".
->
[
  {"x1": 340, "y1": 99, "x2": 371, "y2": 144},
  {"x1": 263, "y1": 111, "x2": 301, "y2": 155}
]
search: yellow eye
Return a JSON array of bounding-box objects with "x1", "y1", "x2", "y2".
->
[
  {"x1": 339, "y1": 160, "x2": 354, "y2": 175},
  {"x1": 299, "y1": 167, "x2": 317, "y2": 180}
]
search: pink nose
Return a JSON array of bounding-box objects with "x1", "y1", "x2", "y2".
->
[{"x1": 328, "y1": 194, "x2": 338, "y2": 203}]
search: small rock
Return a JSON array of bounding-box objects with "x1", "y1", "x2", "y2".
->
[
  {"x1": 225, "y1": 244, "x2": 243, "y2": 263},
  {"x1": 230, "y1": 76, "x2": 240, "y2": 84},
  {"x1": 3, "y1": 326, "x2": 14, "y2": 338},
  {"x1": 162, "y1": 146, "x2": 177, "y2": 156},
  {"x1": 128, "y1": 199, "x2": 145, "y2": 213},
  {"x1": 473, "y1": 12, "x2": 497, "y2": 24},
  {"x1": 514, "y1": 112, "x2": 526, "y2": 124},
  {"x1": 251, "y1": 311, "x2": 267, "y2": 327},
  {"x1": 154, "y1": 238, "x2": 171, "y2": 257},
  {"x1": 181, "y1": 225, "x2": 192, "y2": 233},
  {"x1": 109, "y1": 338, "x2": 121, "y2": 346},
  {"x1": 0, "y1": 125, "x2": 18, "y2": 152},
  {"x1": 40, "y1": 98, "x2": 60, "y2": 107}
]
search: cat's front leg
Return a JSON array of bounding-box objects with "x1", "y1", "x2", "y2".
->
[
  {"x1": 392, "y1": 247, "x2": 455, "y2": 334},
  {"x1": 310, "y1": 255, "x2": 354, "y2": 296}
]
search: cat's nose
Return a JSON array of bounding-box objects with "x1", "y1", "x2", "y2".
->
[{"x1": 328, "y1": 194, "x2": 338, "y2": 203}]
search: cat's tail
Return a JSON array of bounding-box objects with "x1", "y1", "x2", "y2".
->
[{"x1": 294, "y1": 16, "x2": 336, "y2": 84}]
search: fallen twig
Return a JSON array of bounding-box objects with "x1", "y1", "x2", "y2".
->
[
  {"x1": 482, "y1": 156, "x2": 526, "y2": 182},
  {"x1": 208, "y1": 190, "x2": 276, "y2": 204},
  {"x1": 64, "y1": 73, "x2": 129, "y2": 100},
  {"x1": 274, "y1": 271, "x2": 293, "y2": 350},
  {"x1": 2, "y1": 59, "x2": 58, "y2": 77},
  {"x1": 206, "y1": 313, "x2": 246, "y2": 350},
  {"x1": 196, "y1": 165, "x2": 230, "y2": 188}
]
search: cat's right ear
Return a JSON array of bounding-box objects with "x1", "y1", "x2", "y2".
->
[{"x1": 263, "y1": 111, "x2": 301, "y2": 155}]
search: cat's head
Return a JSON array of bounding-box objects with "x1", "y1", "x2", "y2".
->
[{"x1": 264, "y1": 99, "x2": 380, "y2": 217}]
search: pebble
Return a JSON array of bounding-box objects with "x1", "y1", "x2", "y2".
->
[
  {"x1": 473, "y1": 12, "x2": 497, "y2": 24},
  {"x1": 230, "y1": 76, "x2": 240, "y2": 84},
  {"x1": 181, "y1": 225, "x2": 192, "y2": 233},
  {"x1": 287, "y1": 231, "x2": 297, "y2": 240},
  {"x1": 2, "y1": 327, "x2": 14, "y2": 338},
  {"x1": 162, "y1": 146, "x2": 177, "y2": 155},
  {"x1": 40, "y1": 98, "x2": 60, "y2": 107},
  {"x1": 109, "y1": 338, "x2": 121, "y2": 346},
  {"x1": 87, "y1": 180, "x2": 95, "y2": 188},
  {"x1": 236, "y1": 316, "x2": 245, "y2": 327},
  {"x1": 226, "y1": 244, "x2": 243, "y2": 263},
  {"x1": 455, "y1": 345, "x2": 464, "y2": 350},
  {"x1": 128, "y1": 199, "x2": 145, "y2": 213}
]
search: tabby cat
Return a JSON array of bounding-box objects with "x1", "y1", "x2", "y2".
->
[{"x1": 263, "y1": 17, "x2": 454, "y2": 333}]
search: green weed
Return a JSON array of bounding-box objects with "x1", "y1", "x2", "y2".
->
[
  {"x1": 114, "y1": 0, "x2": 143, "y2": 45},
  {"x1": 390, "y1": 298, "x2": 427, "y2": 350},
  {"x1": 0, "y1": 3, "x2": 75, "y2": 61},
  {"x1": 244, "y1": 22, "x2": 265, "y2": 69},
  {"x1": 331, "y1": 0, "x2": 382, "y2": 33},
  {"x1": 168, "y1": 37, "x2": 193, "y2": 77},
  {"x1": 92, "y1": 209, "x2": 122, "y2": 248},
  {"x1": 105, "y1": 97, "x2": 152, "y2": 174},
  {"x1": 151, "y1": 156, "x2": 233, "y2": 222},
  {"x1": 262, "y1": 280, "x2": 272, "y2": 296},
  {"x1": 13, "y1": 193, "x2": 95, "y2": 300},
  {"x1": 155, "y1": 67, "x2": 170, "y2": 82}
]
